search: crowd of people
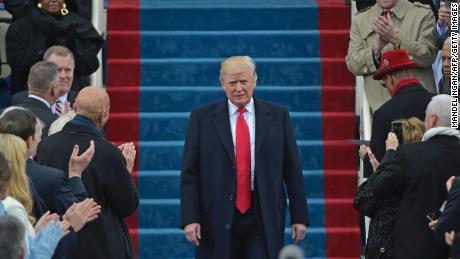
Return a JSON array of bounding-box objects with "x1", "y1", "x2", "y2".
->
[
  {"x1": 348, "y1": 0, "x2": 460, "y2": 258},
  {"x1": 0, "y1": 0, "x2": 458, "y2": 258},
  {"x1": 0, "y1": 1, "x2": 139, "y2": 259}
]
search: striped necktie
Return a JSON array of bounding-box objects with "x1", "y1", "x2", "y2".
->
[{"x1": 55, "y1": 100, "x2": 62, "y2": 115}]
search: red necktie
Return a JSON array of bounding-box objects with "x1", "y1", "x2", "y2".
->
[
  {"x1": 236, "y1": 108, "x2": 251, "y2": 213},
  {"x1": 380, "y1": 10, "x2": 393, "y2": 17}
]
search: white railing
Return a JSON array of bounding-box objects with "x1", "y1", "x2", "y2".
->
[
  {"x1": 90, "y1": 0, "x2": 104, "y2": 88},
  {"x1": 351, "y1": 0, "x2": 372, "y2": 243}
]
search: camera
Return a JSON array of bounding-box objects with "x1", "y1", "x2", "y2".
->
[{"x1": 391, "y1": 120, "x2": 403, "y2": 145}]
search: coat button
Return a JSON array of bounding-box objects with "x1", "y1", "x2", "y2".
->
[
  {"x1": 225, "y1": 224, "x2": 231, "y2": 230},
  {"x1": 229, "y1": 195, "x2": 234, "y2": 201}
]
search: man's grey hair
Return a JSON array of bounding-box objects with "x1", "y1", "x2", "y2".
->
[
  {"x1": 0, "y1": 215, "x2": 25, "y2": 259},
  {"x1": 27, "y1": 61, "x2": 58, "y2": 93},
  {"x1": 426, "y1": 94, "x2": 456, "y2": 127},
  {"x1": 444, "y1": 36, "x2": 451, "y2": 46},
  {"x1": 43, "y1": 45, "x2": 75, "y2": 62}
]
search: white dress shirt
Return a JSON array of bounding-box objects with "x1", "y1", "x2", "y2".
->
[
  {"x1": 228, "y1": 98, "x2": 255, "y2": 189},
  {"x1": 51, "y1": 94, "x2": 68, "y2": 114}
]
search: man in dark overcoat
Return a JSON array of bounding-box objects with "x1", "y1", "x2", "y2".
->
[
  {"x1": 36, "y1": 86, "x2": 139, "y2": 259},
  {"x1": 369, "y1": 94, "x2": 460, "y2": 258},
  {"x1": 180, "y1": 56, "x2": 309, "y2": 259}
]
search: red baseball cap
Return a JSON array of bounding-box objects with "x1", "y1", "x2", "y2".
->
[{"x1": 373, "y1": 49, "x2": 418, "y2": 80}]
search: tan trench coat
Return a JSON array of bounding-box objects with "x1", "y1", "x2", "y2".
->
[{"x1": 346, "y1": 0, "x2": 438, "y2": 112}]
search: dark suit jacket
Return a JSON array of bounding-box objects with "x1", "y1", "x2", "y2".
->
[
  {"x1": 27, "y1": 158, "x2": 87, "y2": 216},
  {"x1": 369, "y1": 135, "x2": 460, "y2": 259},
  {"x1": 434, "y1": 178, "x2": 460, "y2": 244},
  {"x1": 29, "y1": 177, "x2": 46, "y2": 218},
  {"x1": 12, "y1": 90, "x2": 77, "y2": 107},
  {"x1": 36, "y1": 119, "x2": 139, "y2": 259},
  {"x1": 19, "y1": 96, "x2": 58, "y2": 136},
  {"x1": 364, "y1": 83, "x2": 434, "y2": 177},
  {"x1": 180, "y1": 98, "x2": 309, "y2": 259}
]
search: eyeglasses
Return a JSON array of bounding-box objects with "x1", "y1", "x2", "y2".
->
[{"x1": 380, "y1": 75, "x2": 390, "y2": 88}]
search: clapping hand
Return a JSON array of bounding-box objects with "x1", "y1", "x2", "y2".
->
[
  {"x1": 385, "y1": 132, "x2": 399, "y2": 151},
  {"x1": 69, "y1": 140, "x2": 95, "y2": 178},
  {"x1": 63, "y1": 198, "x2": 101, "y2": 232},
  {"x1": 372, "y1": 14, "x2": 400, "y2": 46},
  {"x1": 446, "y1": 176, "x2": 456, "y2": 192},
  {"x1": 119, "y1": 142, "x2": 136, "y2": 174}
]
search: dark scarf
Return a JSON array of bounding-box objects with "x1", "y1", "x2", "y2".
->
[{"x1": 71, "y1": 115, "x2": 105, "y2": 138}]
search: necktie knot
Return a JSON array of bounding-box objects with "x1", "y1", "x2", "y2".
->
[
  {"x1": 381, "y1": 10, "x2": 393, "y2": 17},
  {"x1": 238, "y1": 107, "x2": 246, "y2": 114}
]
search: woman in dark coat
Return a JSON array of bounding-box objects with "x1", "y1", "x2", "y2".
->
[
  {"x1": 354, "y1": 117, "x2": 426, "y2": 258},
  {"x1": 6, "y1": 0, "x2": 104, "y2": 94}
]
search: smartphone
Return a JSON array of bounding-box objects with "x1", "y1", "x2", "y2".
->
[{"x1": 391, "y1": 120, "x2": 403, "y2": 145}]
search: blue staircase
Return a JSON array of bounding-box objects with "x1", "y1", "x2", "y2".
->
[{"x1": 107, "y1": 0, "x2": 359, "y2": 258}]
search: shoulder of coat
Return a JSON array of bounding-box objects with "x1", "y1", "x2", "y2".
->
[{"x1": 412, "y1": 1, "x2": 432, "y2": 10}]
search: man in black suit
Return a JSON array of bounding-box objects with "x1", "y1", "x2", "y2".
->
[
  {"x1": 12, "y1": 46, "x2": 78, "y2": 114},
  {"x1": 180, "y1": 56, "x2": 309, "y2": 259},
  {"x1": 36, "y1": 86, "x2": 139, "y2": 259},
  {"x1": 359, "y1": 48, "x2": 434, "y2": 177},
  {"x1": 369, "y1": 94, "x2": 460, "y2": 258},
  {"x1": 18, "y1": 61, "x2": 59, "y2": 135}
]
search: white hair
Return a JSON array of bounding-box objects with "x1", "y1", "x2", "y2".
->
[
  {"x1": 426, "y1": 94, "x2": 456, "y2": 127},
  {"x1": 444, "y1": 36, "x2": 451, "y2": 46},
  {"x1": 48, "y1": 110, "x2": 76, "y2": 136}
]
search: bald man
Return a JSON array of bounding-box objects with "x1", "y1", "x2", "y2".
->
[{"x1": 35, "y1": 86, "x2": 139, "y2": 259}]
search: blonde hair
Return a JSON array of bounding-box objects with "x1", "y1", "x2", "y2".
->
[
  {"x1": 0, "y1": 134, "x2": 34, "y2": 224},
  {"x1": 401, "y1": 117, "x2": 426, "y2": 144},
  {"x1": 220, "y1": 56, "x2": 257, "y2": 81}
]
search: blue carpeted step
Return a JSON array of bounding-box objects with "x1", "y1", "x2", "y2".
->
[
  {"x1": 137, "y1": 227, "x2": 327, "y2": 258},
  {"x1": 134, "y1": 112, "x2": 355, "y2": 141},
  {"x1": 108, "y1": 58, "x2": 325, "y2": 86},
  {"x1": 138, "y1": 198, "x2": 326, "y2": 229},
  {"x1": 134, "y1": 31, "x2": 319, "y2": 58},
  {"x1": 137, "y1": 2, "x2": 317, "y2": 31},
  {"x1": 138, "y1": 170, "x2": 326, "y2": 199},
  {"x1": 136, "y1": 140, "x2": 355, "y2": 171},
  {"x1": 137, "y1": 86, "x2": 321, "y2": 112}
]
